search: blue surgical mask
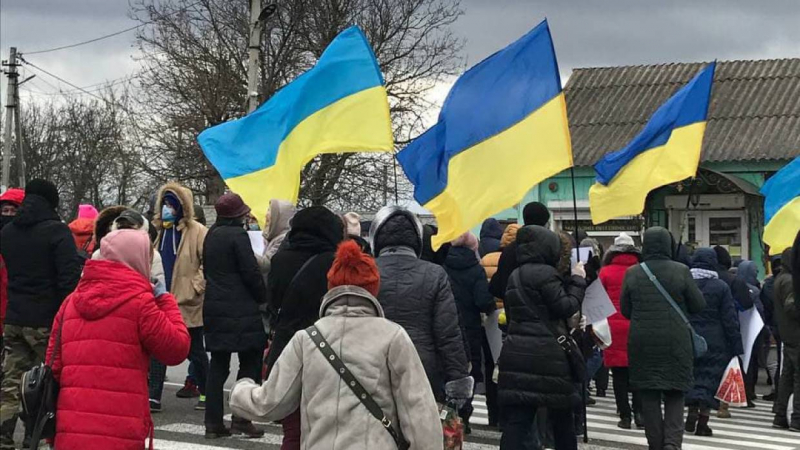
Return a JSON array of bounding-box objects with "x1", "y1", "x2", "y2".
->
[
  {"x1": 248, "y1": 223, "x2": 260, "y2": 231},
  {"x1": 162, "y1": 205, "x2": 176, "y2": 222}
]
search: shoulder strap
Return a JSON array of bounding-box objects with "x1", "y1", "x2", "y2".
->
[
  {"x1": 46, "y1": 299, "x2": 69, "y2": 367},
  {"x1": 305, "y1": 325, "x2": 409, "y2": 450},
  {"x1": 287, "y1": 254, "x2": 320, "y2": 294},
  {"x1": 511, "y1": 270, "x2": 567, "y2": 340},
  {"x1": 639, "y1": 263, "x2": 693, "y2": 329}
]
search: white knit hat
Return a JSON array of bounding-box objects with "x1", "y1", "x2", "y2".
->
[{"x1": 614, "y1": 232, "x2": 635, "y2": 247}]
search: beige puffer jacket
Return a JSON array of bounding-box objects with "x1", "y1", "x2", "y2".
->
[{"x1": 230, "y1": 285, "x2": 443, "y2": 449}]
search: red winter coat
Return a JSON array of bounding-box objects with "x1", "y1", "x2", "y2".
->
[
  {"x1": 46, "y1": 259, "x2": 190, "y2": 450},
  {"x1": 600, "y1": 253, "x2": 639, "y2": 368}
]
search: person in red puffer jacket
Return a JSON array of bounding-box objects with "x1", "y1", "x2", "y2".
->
[
  {"x1": 46, "y1": 229, "x2": 190, "y2": 450},
  {"x1": 599, "y1": 232, "x2": 643, "y2": 430}
]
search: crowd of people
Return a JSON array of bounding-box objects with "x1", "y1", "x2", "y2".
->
[{"x1": 0, "y1": 178, "x2": 798, "y2": 450}]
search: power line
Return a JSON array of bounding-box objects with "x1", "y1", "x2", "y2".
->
[
  {"x1": 22, "y1": 0, "x2": 207, "y2": 56},
  {"x1": 24, "y1": 25, "x2": 145, "y2": 55},
  {"x1": 19, "y1": 55, "x2": 112, "y2": 104}
]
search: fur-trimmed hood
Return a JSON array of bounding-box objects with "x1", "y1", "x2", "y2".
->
[
  {"x1": 153, "y1": 182, "x2": 196, "y2": 230},
  {"x1": 94, "y1": 206, "x2": 129, "y2": 244}
]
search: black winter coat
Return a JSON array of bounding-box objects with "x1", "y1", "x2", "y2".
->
[
  {"x1": 621, "y1": 227, "x2": 706, "y2": 392},
  {"x1": 488, "y1": 241, "x2": 518, "y2": 300},
  {"x1": 203, "y1": 219, "x2": 268, "y2": 353},
  {"x1": 775, "y1": 248, "x2": 800, "y2": 345},
  {"x1": 1, "y1": 195, "x2": 81, "y2": 328},
  {"x1": 373, "y1": 208, "x2": 468, "y2": 402},
  {"x1": 265, "y1": 207, "x2": 343, "y2": 370},
  {"x1": 497, "y1": 225, "x2": 586, "y2": 409},
  {"x1": 444, "y1": 246, "x2": 495, "y2": 383},
  {"x1": 686, "y1": 248, "x2": 743, "y2": 407}
]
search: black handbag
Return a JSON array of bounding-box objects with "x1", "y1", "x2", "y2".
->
[
  {"x1": 512, "y1": 271, "x2": 586, "y2": 383},
  {"x1": 19, "y1": 304, "x2": 67, "y2": 449},
  {"x1": 305, "y1": 325, "x2": 410, "y2": 450}
]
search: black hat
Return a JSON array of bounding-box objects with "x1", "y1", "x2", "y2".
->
[
  {"x1": 25, "y1": 179, "x2": 59, "y2": 209},
  {"x1": 523, "y1": 202, "x2": 550, "y2": 227}
]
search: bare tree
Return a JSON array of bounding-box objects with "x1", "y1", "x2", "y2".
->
[
  {"x1": 19, "y1": 91, "x2": 152, "y2": 219},
  {"x1": 131, "y1": 0, "x2": 462, "y2": 210}
]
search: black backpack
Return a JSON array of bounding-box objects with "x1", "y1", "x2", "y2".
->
[{"x1": 19, "y1": 303, "x2": 67, "y2": 448}]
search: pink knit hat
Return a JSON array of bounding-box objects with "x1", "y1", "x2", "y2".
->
[
  {"x1": 99, "y1": 229, "x2": 152, "y2": 279},
  {"x1": 78, "y1": 204, "x2": 99, "y2": 220}
]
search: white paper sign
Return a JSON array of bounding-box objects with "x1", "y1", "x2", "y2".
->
[
  {"x1": 248, "y1": 231, "x2": 266, "y2": 256},
  {"x1": 484, "y1": 310, "x2": 503, "y2": 363},
  {"x1": 571, "y1": 247, "x2": 593, "y2": 268},
  {"x1": 582, "y1": 280, "x2": 617, "y2": 325},
  {"x1": 738, "y1": 307, "x2": 765, "y2": 374}
]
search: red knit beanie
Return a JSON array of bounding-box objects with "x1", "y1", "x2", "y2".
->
[{"x1": 327, "y1": 240, "x2": 381, "y2": 297}]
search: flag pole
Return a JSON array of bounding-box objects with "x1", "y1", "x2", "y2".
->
[
  {"x1": 570, "y1": 166, "x2": 580, "y2": 252},
  {"x1": 677, "y1": 173, "x2": 697, "y2": 248}
]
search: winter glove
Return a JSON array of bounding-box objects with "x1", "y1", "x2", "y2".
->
[
  {"x1": 571, "y1": 261, "x2": 586, "y2": 279},
  {"x1": 152, "y1": 279, "x2": 168, "y2": 298},
  {"x1": 445, "y1": 376, "x2": 474, "y2": 410}
]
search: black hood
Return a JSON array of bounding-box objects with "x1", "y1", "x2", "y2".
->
[
  {"x1": 13, "y1": 195, "x2": 60, "y2": 228},
  {"x1": 370, "y1": 206, "x2": 423, "y2": 257},
  {"x1": 691, "y1": 247, "x2": 719, "y2": 272},
  {"x1": 642, "y1": 227, "x2": 675, "y2": 262},
  {"x1": 287, "y1": 206, "x2": 343, "y2": 253},
  {"x1": 713, "y1": 245, "x2": 733, "y2": 270},
  {"x1": 445, "y1": 246, "x2": 479, "y2": 270},
  {"x1": 517, "y1": 225, "x2": 561, "y2": 268},
  {"x1": 480, "y1": 218, "x2": 504, "y2": 241}
]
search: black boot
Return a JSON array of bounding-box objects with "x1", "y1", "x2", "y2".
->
[
  {"x1": 695, "y1": 414, "x2": 713, "y2": 437},
  {"x1": 685, "y1": 406, "x2": 698, "y2": 433},
  {"x1": 231, "y1": 416, "x2": 265, "y2": 439},
  {"x1": 204, "y1": 423, "x2": 232, "y2": 439}
]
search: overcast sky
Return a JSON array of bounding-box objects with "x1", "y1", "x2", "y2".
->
[{"x1": 3, "y1": 0, "x2": 800, "y2": 102}]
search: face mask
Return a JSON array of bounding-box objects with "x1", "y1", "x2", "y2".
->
[
  {"x1": 0, "y1": 215, "x2": 14, "y2": 230},
  {"x1": 162, "y1": 205, "x2": 176, "y2": 222},
  {"x1": 248, "y1": 223, "x2": 260, "y2": 231}
]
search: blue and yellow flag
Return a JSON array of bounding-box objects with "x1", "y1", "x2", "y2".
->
[
  {"x1": 589, "y1": 63, "x2": 716, "y2": 225},
  {"x1": 198, "y1": 26, "x2": 393, "y2": 224},
  {"x1": 761, "y1": 155, "x2": 800, "y2": 254},
  {"x1": 397, "y1": 20, "x2": 572, "y2": 249}
]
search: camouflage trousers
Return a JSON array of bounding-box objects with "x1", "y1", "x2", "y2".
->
[{"x1": 0, "y1": 325, "x2": 49, "y2": 448}]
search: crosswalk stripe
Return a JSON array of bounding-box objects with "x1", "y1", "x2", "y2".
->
[
  {"x1": 469, "y1": 389, "x2": 798, "y2": 449},
  {"x1": 157, "y1": 422, "x2": 500, "y2": 450}
]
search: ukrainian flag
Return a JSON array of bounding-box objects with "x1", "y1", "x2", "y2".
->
[
  {"x1": 761, "y1": 155, "x2": 800, "y2": 255},
  {"x1": 397, "y1": 20, "x2": 572, "y2": 249},
  {"x1": 589, "y1": 63, "x2": 716, "y2": 225},
  {"x1": 197, "y1": 26, "x2": 393, "y2": 224}
]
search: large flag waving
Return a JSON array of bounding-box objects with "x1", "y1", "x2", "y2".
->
[
  {"x1": 198, "y1": 26, "x2": 393, "y2": 224},
  {"x1": 761, "y1": 155, "x2": 800, "y2": 254},
  {"x1": 589, "y1": 62, "x2": 716, "y2": 225},
  {"x1": 397, "y1": 20, "x2": 572, "y2": 249}
]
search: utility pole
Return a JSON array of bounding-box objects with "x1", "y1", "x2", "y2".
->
[
  {"x1": 1, "y1": 47, "x2": 19, "y2": 192},
  {"x1": 246, "y1": 0, "x2": 263, "y2": 114},
  {"x1": 246, "y1": 1, "x2": 278, "y2": 114}
]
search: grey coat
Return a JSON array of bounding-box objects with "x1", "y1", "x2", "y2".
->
[{"x1": 229, "y1": 286, "x2": 442, "y2": 450}]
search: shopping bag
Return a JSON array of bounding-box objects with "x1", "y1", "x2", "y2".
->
[
  {"x1": 440, "y1": 402, "x2": 464, "y2": 450},
  {"x1": 715, "y1": 357, "x2": 747, "y2": 407}
]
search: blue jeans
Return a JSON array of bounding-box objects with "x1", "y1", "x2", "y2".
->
[{"x1": 586, "y1": 347, "x2": 604, "y2": 382}]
